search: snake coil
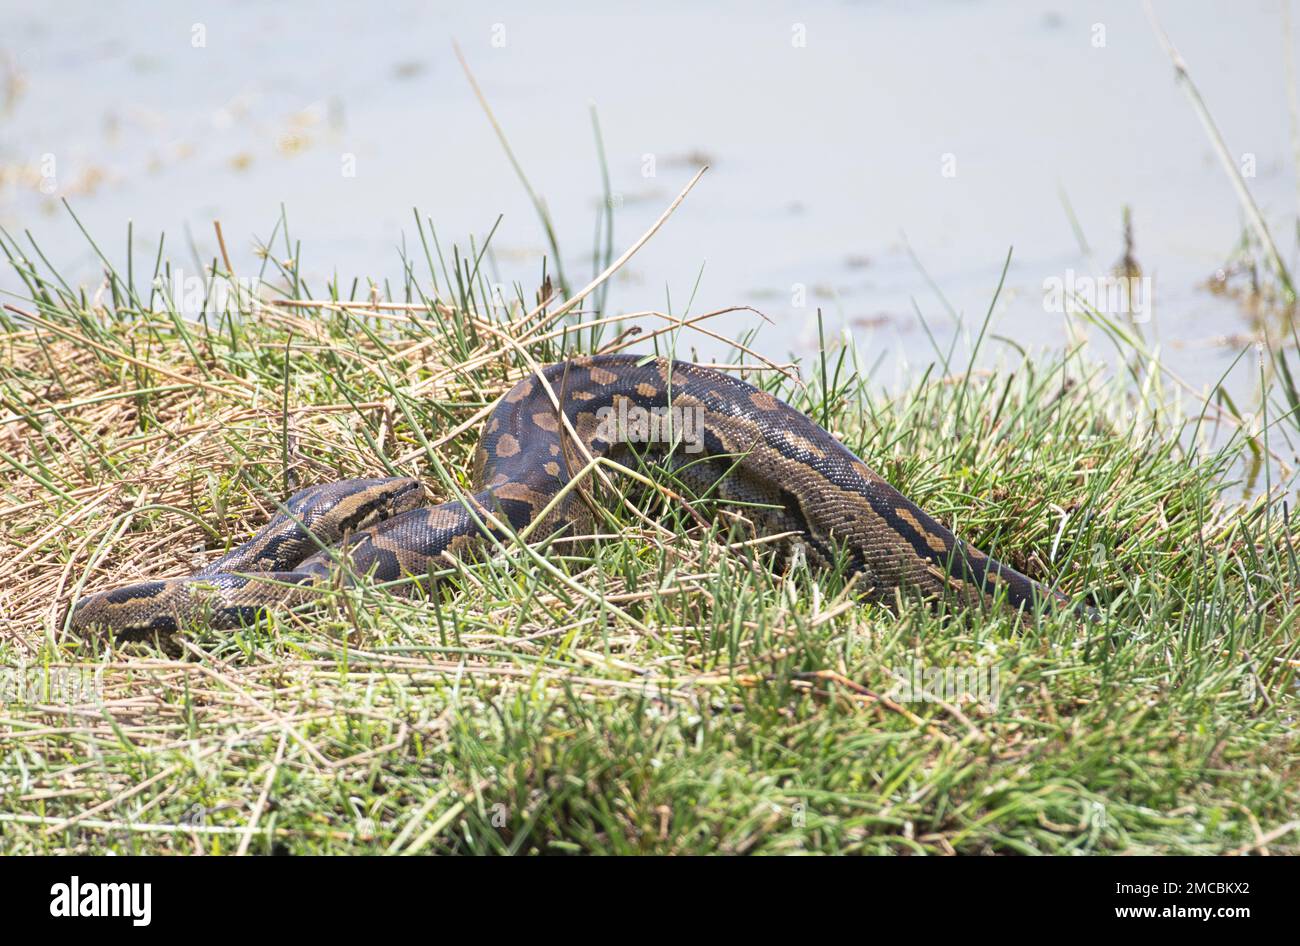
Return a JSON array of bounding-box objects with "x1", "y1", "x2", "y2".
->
[{"x1": 70, "y1": 355, "x2": 1079, "y2": 636}]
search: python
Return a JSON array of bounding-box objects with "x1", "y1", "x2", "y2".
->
[{"x1": 70, "y1": 354, "x2": 1087, "y2": 636}]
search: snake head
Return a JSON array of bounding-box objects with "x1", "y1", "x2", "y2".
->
[
  {"x1": 67, "y1": 582, "x2": 182, "y2": 636},
  {"x1": 297, "y1": 476, "x2": 426, "y2": 534},
  {"x1": 360, "y1": 477, "x2": 427, "y2": 528}
]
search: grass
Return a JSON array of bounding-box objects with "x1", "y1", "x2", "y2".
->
[{"x1": 0, "y1": 202, "x2": 1298, "y2": 856}]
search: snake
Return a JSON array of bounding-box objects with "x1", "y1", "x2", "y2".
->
[{"x1": 68, "y1": 354, "x2": 1079, "y2": 637}]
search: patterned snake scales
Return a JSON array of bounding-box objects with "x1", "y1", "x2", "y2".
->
[{"x1": 70, "y1": 354, "x2": 1079, "y2": 636}]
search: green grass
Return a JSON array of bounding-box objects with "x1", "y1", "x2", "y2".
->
[{"x1": 0, "y1": 211, "x2": 1297, "y2": 855}]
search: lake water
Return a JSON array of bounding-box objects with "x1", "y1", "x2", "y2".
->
[{"x1": 3, "y1": 0, "x2": 1298, "y2": 432}]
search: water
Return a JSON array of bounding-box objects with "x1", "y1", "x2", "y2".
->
[{"x1": 2, "y1": 0, "x2": 1298, "y2": 422}]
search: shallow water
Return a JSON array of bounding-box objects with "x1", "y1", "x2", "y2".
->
[{"x1": 2, "y1": 0, "x2": 1297, "y2": 449}]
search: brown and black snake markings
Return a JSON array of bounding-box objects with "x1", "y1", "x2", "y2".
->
[{"x1": 69, "y1": 354, "x2": 1082, "y2": 637}]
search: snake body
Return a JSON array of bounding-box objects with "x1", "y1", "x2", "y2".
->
[{"x1": 70, "y1": 354, "x2": 1073, "y2": 636}]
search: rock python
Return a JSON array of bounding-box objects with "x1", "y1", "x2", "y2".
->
[{"x1": 69, "y1": 354, "x2": 1075, "y2": 636}]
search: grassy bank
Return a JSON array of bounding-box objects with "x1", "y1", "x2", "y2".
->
[{"x1": 0, "y1": 215, "x2": 1298, "y2": 855}]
